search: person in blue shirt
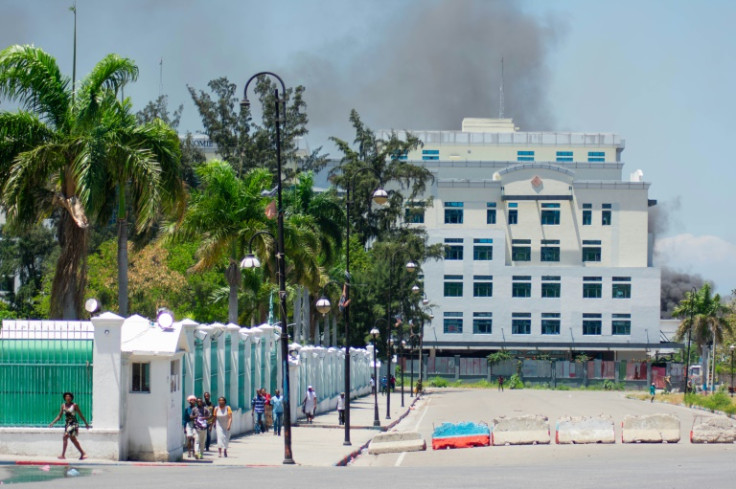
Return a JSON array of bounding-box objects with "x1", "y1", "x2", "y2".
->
[
  {"x1": 251, "y1": 389, "x2": 266, "y2": 434},
  {"x1": 270, "y1": 389, "x2": 284, "y2": 436},
  {"x1": 182, "y1": 395, "x2": 197, "y2": 458}
]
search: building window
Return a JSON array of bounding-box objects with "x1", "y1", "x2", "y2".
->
[
  {"x1": 602, "y1": 203, "x2": 612, "y2": 226},
  {"x1": 612, "y1": 276, "x2": 631, "y2": 298},
  {"x1": 582, "y1": 313, "x2": 602, "y2": 335},
  {"x1": 405, "y1": 203, "x2": 425, "y2": 223},
  {"x1": 511, "y1": 239, "x2": 531, "y2": 261},
  {"x1": 486, "y1": 202, "x2": 497, "y2": 224},
  {"x1": 517, "y1": 150, "x2": 535, "y2": 162},
  {"x1": 583, "y1": 277, "x2": 602, "y2": 298},
  {"x1": 512, "y1": 276, "x2": 532, "y2": 298},
  {"x1": 508, "y1": 202, "x2": 518, "y2": 225},
  {"x1": 556, "y1": 151, "x2": 573, "y2": 162},
  {"x1": 443, "y1": 312, "x2": 463, "y2": 334},
  {"x1": 541, "y1": 203, "x2": 560, "y2": 225},
  {"x1": 582, "y1": 240, "x2": 602, "y2": 262},
  {"x1": 422, "y1": 149, "x2": 439, "y2": 161},
  {"x1": 444, "y1": 275, "x2": 463, "y2": 297},
  {"x1": 444, "y1": 202, "x2": 464, "y2": 224},
  {"x1": 541, "y1": 313, "x2": 561, "y2": 335},
  {"x1": 612, "y1": 314, "x2": 631, "y2": 335},
  {"x1": 444, "y1": 238, "x2": 463, "y2": 260},
  {"x1": 582, "y1": 203, "x2": 592, "y2": 226},
  {"x1": 512, "y1": 313, "x2": 532, "y2": 334},
  {"x1": 473, "y1": 312, "x2": 492, "y2": 334},
  {"x1": 541, "y1": 276, "x2": 561, "y2": 298},
  {"x1": 588, "y1": 151, "x2": 605, "y2": 162},
  {"x1": 170, "y1": 359, "x2": 180, "y2": 393},
  {"x1": 390, "y1": 150, "x2": 408, "y2": 161},
  {"x1": 132, "y1": 362, "x2": 151, "y2": 393},
  {"x1": 541, "y1": 240, "x2": 560, "y2": 262},
  {"x1": 473, "y1": 275, "x2": 493, "y2": 297},
  {"x1": 473, "y1": 239, "x2": 493, "y2": 260}
]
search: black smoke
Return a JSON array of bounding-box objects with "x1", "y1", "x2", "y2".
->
[{"x1": 288, "y1": 0, "x2": 567, "y2": 141}]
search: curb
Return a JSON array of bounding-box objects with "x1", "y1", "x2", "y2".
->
[{"x1": 335, "y1": 393, "x2": 425, "y2": 466}]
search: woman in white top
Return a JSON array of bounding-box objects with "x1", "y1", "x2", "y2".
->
[
  {"x1": 213, "y1": 396, "x2": 232, "y2": 457},
  {"x1": 302, "y1": 386, "x2": 318, "y2": 423}
]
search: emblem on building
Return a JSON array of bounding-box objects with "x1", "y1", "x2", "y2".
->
[{"x1": 531, "y1": 176, "x2": 543, "y2": 188}]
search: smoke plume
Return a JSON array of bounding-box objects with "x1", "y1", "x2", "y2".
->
[
  {"x1": 287, "y1": 0, "x2": 566, "y2": 141},
  {"x1": 651, "y1": 197, "x2": 706, "y2": 317}
]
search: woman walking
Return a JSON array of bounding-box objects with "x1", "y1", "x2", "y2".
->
[
  {"x1": 49, "y1": 392, "x2": 89, "y2": 460},
  {"x1": 213, "y1": 397, "x2": 232, "y2": 458},
  {"x1": 194, "y1": 398, "x2": 210, "y2": 459},
  {"x1": 302, "y1": 386, "x2": 318, "y2": 424}
]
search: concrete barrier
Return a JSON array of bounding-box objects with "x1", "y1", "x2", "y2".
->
[
  {"x1": 368, "y1": 431, "x2": 427, "y2": 455},
  {"x1": 492, "y1": 415, "x2": 550, "y2": 445},
  {"x1": 691, "y1": 417, "x2": 736, "y2": 443},
  {"x1": 621, "y1": 414, "x2": 680, "y2": 443},
  {"x1": 556, "y1": 416, "x2": 615, "y2": 444}
]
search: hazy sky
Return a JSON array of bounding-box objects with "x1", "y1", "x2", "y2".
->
[{"x1": 2, "y1": 0, "x2": 736, "y2": 294}]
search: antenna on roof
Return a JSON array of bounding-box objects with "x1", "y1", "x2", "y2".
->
[
  {"x1": 499, "y1": 57, "x2": 505, "y2": 119},
  {"x1": 158, "y1": 57, "x2": 164, "y2": 98}
]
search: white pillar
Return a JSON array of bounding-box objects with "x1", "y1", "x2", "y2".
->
[
  {"x1": 226, "y1": 324, "x2": 239, "y2": 406},
  {"x1": 90, "y1": 312, "x2": 125, "y2": 431}
]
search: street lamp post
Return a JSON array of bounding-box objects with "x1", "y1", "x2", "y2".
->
[
  {"x1": 386, "y1": 257, "x2": 417, "y2": 419},
  {"x1": 240, "y1": 72, "x2": 293, "y2": 465},
  {"x1": 730, "y1": 344, "x2": 735, "y2": 398},
  {"x1": 684, "y1": 286, "x2": 697, "y2": 394},
  {"x1": 400, "y1": 339, "x2": 406, "y2": 407},
  {"x1": 370, "y1": 326, "x2": 381, "y2": 426}
]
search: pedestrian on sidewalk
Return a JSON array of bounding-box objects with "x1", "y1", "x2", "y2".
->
[
  {"x1": 390, "y1": 375, "x2": 396, "y2": 392},
  {"x1": 213, "y1": 397, "x2": 232, "y2": 458},
  {"x1": 302, "y1": 386, "x2": 318, "y2": 423},
  {"x1": 370, "y1": 375, "x2": 376, "y2": 395},
  {"x1": 194, "y1": 398, "x2": 210, "y2": 459},
  {"x1": 271, "y1": 389, "x2": 284, "y2": 436},
  {"x1": 337, "y1": 392, "x2": 346, "y2": 425},
  {"x1": 380, "y1": 376, "x2": 388, "y2": 395},
  {"x1": 650, "y1": 382, "x2": 656, "y2": 402},
  {"x1": 203, "y1": 392, "x2": 214, "y2": 452},
  {"x1": 498, "y1": 376, "x2": 504, "y2": 392},
  {"x1": 251, "y1": 389, "x2": 266, "y2": 434},
  {"x1": 263, "y1": 389, "x2": 273, "y2": 430},
  {"x1": 182, "y1": 395, "x2": 197, "y2": 458},
  {"x1": 48, "y1": 392, "x2": 89, "y2": 460}
]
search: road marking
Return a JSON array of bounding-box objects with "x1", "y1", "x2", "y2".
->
[{"x1": 394, "y1": 398, "x2": 432, "y2": 467}]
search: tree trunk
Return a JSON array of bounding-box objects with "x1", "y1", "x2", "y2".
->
[
  {"x1": 117, "y1": 218, "x2": 128, "y2": 316},
  {"x1": 50, "y1": 211, "x2": 88, "y2": 319},
  {"x1": 225, "y1": 259, "x2": 241, "y2": 325}
]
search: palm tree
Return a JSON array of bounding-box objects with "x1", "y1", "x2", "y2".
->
[
  {"x1": 173, "y1": 160, "x2": 271, "y2": 324},
  {"x1": 674, "y1": 283, "x2": 733, "y2": 356},
  {"x1": 85, "y1": 97, "x2": 184, "y2": 316},
  {"x1": 0, "y1": 45, "x2": 137, "y2": 318}
]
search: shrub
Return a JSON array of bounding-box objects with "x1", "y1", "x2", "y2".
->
[
  {"x1": 450, "y1": 379, "x2": 464, "y2": 387},
  {"x1": 429, "y1": 376, "x2": 449, "y2": 388},
  {"x1": 508, "y1": 373, "x2": 524, "y2": 389}
]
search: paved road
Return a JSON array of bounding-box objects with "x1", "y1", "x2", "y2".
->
[{"x1": 4, "y1": 389, "x2": 735, "y2": 488}]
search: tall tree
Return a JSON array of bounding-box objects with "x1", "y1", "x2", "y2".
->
[
  {"x1": 85, "y1": 97, "x2": 184, "y2": 316},
  {"x1": 0, "y1": 45, "x2": 137, "y2": 318},
  {"x1": 188, "y1": 76, "x2": 324, "y2": 182},
  {"x1": 172, "y1": 160, "x2": 271, "y2": 324},
  {"x1": 330, "y1": 109, "x2": 434, "y2": 246},
  {"x1": 674, "y1": 283, "x2": 733, "y2": 355}
]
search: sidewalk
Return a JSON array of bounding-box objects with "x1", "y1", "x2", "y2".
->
[
  {"x1": 209, "y1": 390, "x2": 413, "y2": 466},
  {"x1": 0, "y1": 391, "x2": 415, "y2": 468}
]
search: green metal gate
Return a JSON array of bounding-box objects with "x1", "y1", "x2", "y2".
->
[{"x1": 0, "y1": 322, "x2": 93, "y2": 426}]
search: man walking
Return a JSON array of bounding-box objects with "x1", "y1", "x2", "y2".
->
[
  {"x1": 251, "y1": 388, "x2": 266, "y2": 434},
  {"x1": 270, "y1": 389, "x2": 284, "y2": 436},
  {"x1": 203, "y1": 392, "x2": 214, "y2": 451}
]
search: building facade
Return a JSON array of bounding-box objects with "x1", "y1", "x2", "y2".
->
[{"x1": 381, "y1": 118, "x2": 665, "y2": 361}]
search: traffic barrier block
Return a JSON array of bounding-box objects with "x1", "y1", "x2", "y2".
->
[
  {"x1": 621, "y1": 414, "x2": 680, "y2": 443},
  {"x1": 492, "y1": 415, "x2": 550, "y2": 445},
  {"x1": 431, "y1": 422, "x2": 490, "y2": 450},
  {"x1": 368, "y1": 431, "x2": 426, "y2": 455},
  {"x1": 691, "y1": 417, "x2": 736, "y2": 444},
  {"x1": 556, "y1": 415, "x2": 615, "y2": 444}
]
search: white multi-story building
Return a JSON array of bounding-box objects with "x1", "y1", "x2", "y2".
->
[{"x1": 381, "y1": 118, "x2": 666, "y2": 361}]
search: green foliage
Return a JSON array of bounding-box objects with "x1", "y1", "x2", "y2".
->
[
  {"x1": 603, "y1": 379, "x2": 625, "y2": 391},
  {"x1": 685, "y1": 391, "x2": 736, "y2": 415},
  {"x1": 487, "y1": 350, "x2": 512, "y2": 365},
  {"x1": 428, "y1": 376, "x2": 449, "y2": 388},
  {"x1": 507, "y1": 373, "x2": 524, "y2": 389},
  {"x1": 673, "y1": 283, "x2": 733, "y2": 356},
  {"x1": 450, "y1": 379, "x2": 464, "y2": 387}
]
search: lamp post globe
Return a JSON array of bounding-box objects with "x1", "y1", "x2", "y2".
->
[
  {"x1": 240, "y1": 253, "x2": 261, "y2": 269},
  {"x1": 405, "y1": 261, "x2": 418, "y2": 273},
  {"x1": 372, "y1": 188, "x2": 389, "y2": 205},
  {"x1": 315, "y1": 297, "x2": 331, "y2": 316}
]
